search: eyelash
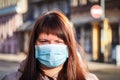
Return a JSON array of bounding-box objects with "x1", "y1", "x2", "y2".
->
[{"x1": 39, "y1": 40, "x2": 48, "y2": 43}]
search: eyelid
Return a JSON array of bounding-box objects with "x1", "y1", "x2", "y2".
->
[{"x1": 37, "y1": 39, "x2": 64, "y2": 44}]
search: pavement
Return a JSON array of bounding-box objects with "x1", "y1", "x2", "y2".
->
[
  {"x1": 87, "y1": 61, "x2": 120, "y2": 80},
  {"x1": 0, "y1": 53, "x2": 26, "y2": 62},
  {"x1": 0, "y1": 53, "x2": 120, "y2": 80}
]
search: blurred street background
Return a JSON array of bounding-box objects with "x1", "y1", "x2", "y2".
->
[
  {"x1": 0, "y1": 59, "x2": 120, "y2": 80},
  {"x1": 0, "y1": 0, "x2": 120, "y2": 80}
]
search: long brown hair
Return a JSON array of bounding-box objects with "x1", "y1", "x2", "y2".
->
[{"x1": 19, "y1": 9, "x2": 87, "y2": 80}]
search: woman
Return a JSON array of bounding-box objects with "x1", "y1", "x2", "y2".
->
[{"x1": 2, "y1": 10, "x2": 98, "y2": 80}]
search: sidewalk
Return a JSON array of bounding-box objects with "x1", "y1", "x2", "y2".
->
[
  {"x1": 88, "y1": 62, "x2": 120, "y2": 80},
  {"x1": 0, "y1": 53, "x2": 26, "y2": 62}
]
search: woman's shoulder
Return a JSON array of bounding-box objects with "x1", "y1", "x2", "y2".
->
[
  {"x1": 1, "y1": 59, "x2": 25, "y2": 80},
  {"x1": 86, "y1": 73, "x2": 99, "y2": 80},
  {"x1": 1, "y1": 71, "x2": 21, "y2": 80}
]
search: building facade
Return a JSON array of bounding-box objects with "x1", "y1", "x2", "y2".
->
[
  {"x1": 0, "y1": 0, "x2": 27, "y2": 54},
  {"x1": 71, "y1": 0, "x2": 120, "y2": 63},
  {"x1": 0, "y1": 0, "x2": 120, "y2": 63}
]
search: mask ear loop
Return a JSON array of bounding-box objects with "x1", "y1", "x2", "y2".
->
[{"x1": 77, "y1": 51, "x2": 82, "y2": 60}]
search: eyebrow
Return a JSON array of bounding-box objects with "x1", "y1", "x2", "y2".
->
[
  {"x1": 37, "y1": 38, "x2": 64, "y2": 42},
  {"x1": 37, "y1": 38, "x2": 47, "y2": 41}
]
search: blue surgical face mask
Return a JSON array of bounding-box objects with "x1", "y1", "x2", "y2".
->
[{"x1": 35, "y1": 44, "x2": 68, "y2": 68}]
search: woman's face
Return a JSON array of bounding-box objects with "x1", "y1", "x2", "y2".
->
[{"x1": 36, "y1": 33, "x2": 65, "y2": 45}]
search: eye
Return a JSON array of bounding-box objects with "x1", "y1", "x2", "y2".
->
[
  {"x1": 37, "y1": 39, "x2": 49, "y2": 44},
  {"x1": 55, "y1": 40, "x2": 64, "y2": 44}
]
